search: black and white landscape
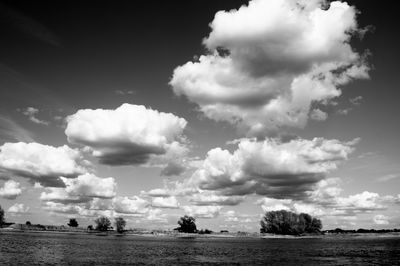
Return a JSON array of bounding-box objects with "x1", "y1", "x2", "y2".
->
[{"x1": 0, "y1": 0, "x2": 399, "y2": 265}]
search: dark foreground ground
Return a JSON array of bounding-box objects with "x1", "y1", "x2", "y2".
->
[{"x1": 1, "y1": 231, "x2": 399, "y2": 265}]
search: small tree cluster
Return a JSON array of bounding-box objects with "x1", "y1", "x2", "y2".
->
[
  {"x1": 176, "y1": 215, "x2": 197, "y2": 233},
  {"x1": 260, "y1": 210, "x2": 322, "y2": 235}
]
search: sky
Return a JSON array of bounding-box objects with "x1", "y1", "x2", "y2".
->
[{"x1": 0, "y1": 0, "x2": 399, "y2": 232}]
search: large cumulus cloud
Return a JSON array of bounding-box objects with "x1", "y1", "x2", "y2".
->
[
  {"x1": 65, "y1": 103, "x2": 188, "y2": 167},
  {"x1": 0, "y1": 142, "x2": 87, "y2": 187},
  {"x1": 170, "y1": 0, "x2": 369, "y2": 136},
  {"x1": 186, "y1": 137, "x2": 357, "y2": 198}
]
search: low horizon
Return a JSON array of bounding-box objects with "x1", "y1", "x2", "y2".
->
[{"x1": 1, "y1": 0, "x2": 399, "y2": 234}]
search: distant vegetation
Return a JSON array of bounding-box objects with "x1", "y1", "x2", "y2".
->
[
  {"x1": 325, "y1": 228, "x2": 400, "y2": 234},
  {"x1": 115, "y1": 217, "x2": 126, "y2": 233},
  {"x1": 198, "y1": 229, "x2": 213, "y2": 234},
  {"x1": 176, "y1": 215, "x2": 197, "y2": 233},
  {"x1": 0, "y1": 205, "x2": 4, "y2": 225},
  {"x1": 68, "y1": 218, "x2": 79, "y2": 227},
  {"x1": 95, "y1": 216, "x2": 111, "y2": 231},
  {"x1": 260, "y1": 210, "x2": 322, "y2": 235}
]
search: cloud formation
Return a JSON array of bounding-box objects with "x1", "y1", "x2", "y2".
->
[
  {"x1": 8, "y1": 203, "x2": 29, "y2": 213},
  {"x1": 187, "y1": 137, "x2": 357, "y2": 198},
  {"x1": 21, "y1": 107, "x2": 49, "y2": 125},
  {"x1": 170, "y1": 0, "x2": 369, "y2": 136},
  {"x1": 257, "y1": 178, "x2": 393, "y2": 219},
  {"x1": 151, "y1": 196, "x2": 180, "y2": 209},
  {"x1": 40, "y1": 173, "x2": 117, "y2": 203},
  {"x1": 0, "y1": 179, "x2": 22, "y2": 199},
  {"x1": 0, "y1": 142, "x2": 87, "y2": 187},
  {"x1": 65, "y1": 103, "x2": 188, "y2": 167},
  {"x1": 182, "y1": 205, "x2": 222, "y2": 218}
]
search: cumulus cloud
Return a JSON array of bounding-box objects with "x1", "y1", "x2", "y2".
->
[
  {"x1": 0, "y1": 142, "x2": 87, "y2": 187},
  {"x1": 21, "y1": 107, "x2": 49, "y2": 125},
  {"x1": 256, "y1": 178, "x2": 394, "y2": 219},
  {"x1": 336, "y1": 191, "x2": 386, "y2": 212},
  {"x1": 40, "y1": 173, "x2": 116, "y2": 203},
  {"x1": 65, "y1": 103, "x2": 188, "y2": 167},
  {"x1": 188, "y1": 192, "x2": 244, "y2": 206},
  {"x1": 187, "y1": 137, "x2": 357, "y2": 198},
  {"x1": 257, "y1": 198, "x2": 292, "y2": 212},
  {"x1": 310, "y1": 108, "x2": 328, "y2": 121},
  {"x1": 170, "y1": 0, "x2": 369, "y2": 136},
  {"x1": 43, "y1": 195, "x2": 151, "y2": 218},
  {"x1": 0, "y1": 180, "x2": 22, "y2": 199},
  {"x1": 8, "y1": 203, "x2": 29, "y2": 213},
  {"x1": 182, "y1": 205, "x2": 222, "y2": 218},
  {"x1": 113, "y1": 196, "x2": 150, "y2": 214},
  {"x1": 151, "y1": 196, "x2": 179, "y2": 209},
  {"x1": 373, "y1": 214, "x2": 389, "y2": 225}
]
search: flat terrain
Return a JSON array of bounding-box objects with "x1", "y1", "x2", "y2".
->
[{"x1": 1, "y1": 230, "x2": 400, "y2": 265}]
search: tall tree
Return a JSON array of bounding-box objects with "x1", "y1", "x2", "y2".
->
[
  {"x1": 177, "y1": 215, "x2": 197, "y2": 233},
  {"x1": 115, "y1": 217, "x2": 126, "y2": 233},
  {"x1": 95, "y1": 216, "x2": 111, "y2": 231}
]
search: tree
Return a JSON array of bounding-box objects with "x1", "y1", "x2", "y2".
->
[
  {"x1": 0, "y1": 205, "x2": 4, "y2": 225},
  {"x1": 115, "y1": 217, "x2": 126, "y2": 233},
  {"x1": 26, "y1": 221, "x2": 31, "y2": 226},
  {"x1": 68, "y1": 218, "x2": 79, "y2": 227},
  {"x1": 87, "y1": 225, "x2": 93, "y2": 231},
  {"x1": 177, "y1": 215, "x2": 197, "y2": 233},
  {"x1": 260, "y1": 210, "x2": 322, "y2": 235},
  {"x1": 94, "y1": 216, "x2": 111, "y2": 231}
]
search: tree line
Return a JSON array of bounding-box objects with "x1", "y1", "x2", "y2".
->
[{"x1": 2, "y1": 203, "x2": 324, "y2": 235}]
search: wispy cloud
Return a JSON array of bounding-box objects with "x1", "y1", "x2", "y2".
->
[
  {"x1": 115, "y1": 89, "x2": 136, "y2": 95},
  {"x1": 0, "y1": 115, "x2": 34, "y2": 142},
  {"x1": 376, "y1": 173, "x2": 400, "y2": 182},
  {"x1": 20, "y1": 107, "x2": 50, "y2": 125}
]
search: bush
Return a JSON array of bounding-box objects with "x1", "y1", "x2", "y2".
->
[{"x1": 260, "y1": 210, "x2": 322, "y2": 235}]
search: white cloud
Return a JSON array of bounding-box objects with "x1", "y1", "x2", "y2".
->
[
  {"x1": 113, "y1": 196, "x2": 150, "y2": 214},
  {"x1": 21, "y1": 107, "x2": 49, "y2": 125},
  {"x1": 0, "y1": 180, "x2": 22, "y2": 199},
  {"x1": 65, "y1": 103, "x2": 188, "y2": 166},
  {"x1": 189, "y1": 192, "x2": 244, "y2": 206},
  {"x1": 257, "y1": 198, "x2": 292, "y2": 212},
  {"x1": 151, "y1": 196, "x2": 179, "y2": 209},
  {"x1": 8, "y1": 203, "x2": 29, "y2": 213},
  {"x1": 40, "y1": 173, "x2": 116, "y2": 203},
  {"x1": 373, "y1": 214, "x2": 389, "y2": 225},
  {"x1": 310, "y1": 108, "x2": 328, "y2": 121},
  {"x1": 182, "y1": 205, "x2": 222, "y2": 218},
  {"x1": 170, "y1": 0, "x2": 369, "y2": 136},
  {"x1": 349, "y1": 96, "x2": 363, "y2": 106},
  {"x1": 187, "y1": 137, "x2": 357, "y2": 198},
  {"x1": 336, "y1": 191, "x2": 385, "y2": 212},
  {"x1": 0, "y1": 142, "x2": 87, "y2": 187}
]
